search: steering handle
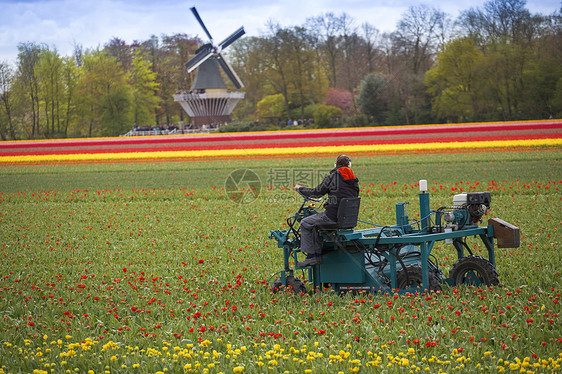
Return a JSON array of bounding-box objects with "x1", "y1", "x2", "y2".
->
[{"x1": 297, "y1": 187, "x2": 321, "y2": 202}]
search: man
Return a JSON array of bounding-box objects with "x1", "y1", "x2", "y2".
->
[{"x1": 293, "y1": 155, "x2": 359, "y2": 267}]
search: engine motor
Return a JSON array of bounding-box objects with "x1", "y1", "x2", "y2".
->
[{"x1": 443, "y1": 192, "x2": 491, "y2": 228}]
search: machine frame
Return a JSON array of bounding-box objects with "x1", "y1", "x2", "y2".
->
[{"x1": 269, "y1": 181, "x2": 519, "y2": 294}]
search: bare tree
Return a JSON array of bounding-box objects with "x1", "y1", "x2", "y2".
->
[
  {"x1": 458, "y1": 0, "x2": 541, "y2": 44},
  {"x1": 307, "y1": 12, "x2": 348, "y2": 87},
  {"x1": 395, "y1": 5, "x2": 447, "y2": 75},
  {"x1": 361, "y1": 22, "x2": 383, "y2": 74}
]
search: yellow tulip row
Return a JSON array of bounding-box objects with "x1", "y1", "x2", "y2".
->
[{"x1": 2, "y1": 138, "x2": 561, "y2": 164}]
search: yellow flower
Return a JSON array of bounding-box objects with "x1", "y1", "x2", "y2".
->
[
  {"x1": 7, "y1": 137, "x2": 559, "y2": 163},
  {"x1": 233, "y1": 367, "x2": 244, "y2": 373}
]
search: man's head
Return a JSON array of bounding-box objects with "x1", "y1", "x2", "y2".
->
[{"x1": 335, "y1": 155, "x2": 351, "y2": 168}]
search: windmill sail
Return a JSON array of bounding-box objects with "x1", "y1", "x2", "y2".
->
[
  {"x1": 185, "y1": 6, "x2": 245, "y2": 89},
  {"x1": 217, "y1": 53, "x2": 244, "y2": 89},
  {"x1": 219, "y1": 27, "x2": 245, "y2": 50},
  {"x1": 190, "y1": 7, "x2": 214, "y2": 41},
  {"x1": 185, "y1": 46, "x2": 214, "y2": 72}
]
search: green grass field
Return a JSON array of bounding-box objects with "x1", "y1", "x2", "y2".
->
[{"x1": 0, "y1": 149, "x2": 560, "y2": 373}]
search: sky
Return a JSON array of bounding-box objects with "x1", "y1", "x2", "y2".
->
[{"x1": 0, "y1": 0, "x2": 559, "y2": 64}]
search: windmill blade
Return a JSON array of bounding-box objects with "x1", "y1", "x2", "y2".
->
[
  {"x1": 218, "y1": 26, "x2": 245, "y2": 50},
  {"x1": 217, "y1": 53, "x2": 244, "y2": 89},
  {"x1": 195, "y1": 42, "x2": 213, "y2": 54},
  {"x1": 185, "y1": 49, "x2": 214, "y2": 73},
  {"x1": 190, "y1": 7, "x2": 214, "y2": 41}
]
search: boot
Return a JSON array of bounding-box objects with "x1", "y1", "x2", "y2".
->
[{"x1": 298, "y1": 254, "x2": 322, "y2": 267}]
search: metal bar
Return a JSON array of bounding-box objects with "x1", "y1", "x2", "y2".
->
[
  {"x1": 420, "y1": 242, "x2": 431, "y2": 290},
  {"x1": 419, "y1": 192, "x2": 431, "y2": 232},
  {"x1": 479, "y1": 233, "x2": 496, "y2": 266},
  {"x1": 453, "y1": 240, "x2": 464, "y2": 259},
  {"x1": 350, "y1": 227, "x2": 488, "y2": 245}
]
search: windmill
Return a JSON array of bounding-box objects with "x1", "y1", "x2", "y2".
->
[{"x1": 174, "y1": 7, "x2": 246, "y2": 128}]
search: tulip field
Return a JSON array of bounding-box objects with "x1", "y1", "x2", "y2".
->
[{"x1": 0, "y1": 123, "x2": 561, "y2": 373}]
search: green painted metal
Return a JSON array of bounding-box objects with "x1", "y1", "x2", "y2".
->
[
  {"x1": 317, "y1": 249, "x2": 365, "y2": 284},
  {"x1": 269, "y1": 188, "x2": 507, "y2": 295}
]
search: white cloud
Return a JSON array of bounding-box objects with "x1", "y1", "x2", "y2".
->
[{"x1": 0, "y1": 0, "x2": 559, "y2": 64}]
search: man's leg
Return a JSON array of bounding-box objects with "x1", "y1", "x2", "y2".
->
[{"x1": 298, "y1": 212, "x2": 335, "y2": 267}]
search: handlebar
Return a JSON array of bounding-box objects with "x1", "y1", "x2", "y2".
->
[{"x1": 296, "y1": 187, "x2": 322, "y2": 202}]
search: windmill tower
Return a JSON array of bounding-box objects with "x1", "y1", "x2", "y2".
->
[{"x1": 174, "y1": 7, "x2": 245, "y2": 128}]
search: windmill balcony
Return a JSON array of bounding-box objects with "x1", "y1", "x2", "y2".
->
[{"x1": 173, "y1": 90, "x2": 245, "y2": 100}]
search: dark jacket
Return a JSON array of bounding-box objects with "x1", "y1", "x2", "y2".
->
[{"x1": 298, "y1": 167, "x2": 359, "y2": 221}]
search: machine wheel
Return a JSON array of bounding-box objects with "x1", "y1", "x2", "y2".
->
[
  {"x1": 449, "y1": 255, "x2": 499, "y2": 286},
  {"x1": 396, "y1": 264, "x2": 442, "y2": 292},
  {"x1": 286, "y1": 275, "x2": 308, "y2": 294},
  {"x1": 270, "y1": 278, "x2": 283, "y2": 293},
  {"x1": 271, "y1": 276, "x2": 307, "y2": 294}
]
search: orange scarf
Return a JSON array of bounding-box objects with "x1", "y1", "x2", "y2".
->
[{"x1": 338, "y1": 167, "x2": 356, "y2": 180}]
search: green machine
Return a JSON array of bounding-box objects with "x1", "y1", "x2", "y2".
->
[{"x1": 269, "y1": 180, "x2": 520, "y2": 294}]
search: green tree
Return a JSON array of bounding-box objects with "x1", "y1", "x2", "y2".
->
[
  {"x1": 256, "y1": 94, "x2": 285, "y2": 125},
  {"x1": 60, "y1": 56, "x2": 80, "y2": 137},
  {"x1": 357, "y1": 73, "x2": 387, "y2": 124},
  {"x1": 0, "y1": 62, "x2": 17, "y2": 139},
  {"x1": 37, "y1": 47, "x2": 64, "y2": 136},
  {"x1": 130, "y1": 55, "x2": 160, "y2": 126},
  {"x1": 76, "y1": 51, "x2": 133, "y2": 137},
  {"x1": 16, "y1": 42, "x2": 42, "y2": 137},
  {"x1": 314, "y1": 104, "x2": 342, "y2": 127},
  {"x1": 100, "y1": 84, "x2": 133, "y2": 136},
  {"x1": 425, "y1": 37, "x2": 485, "y2": 121},
  {"x1": 458, "y1": 0, "x2": 550, "y2": 120}
]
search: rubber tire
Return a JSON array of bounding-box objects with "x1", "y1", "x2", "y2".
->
[
  {"x1": 271, "y1": 276, "x2": 307, "y2": 294},
  {"x1": 271, "y1": 278, "x2": 283, "y2": 293},
  {"x1": 396, "y1": 264, "x2": 442, "y2": 292},
  {"x1": 286, "y1": 275, "x2": 307, "y2": 294},
  {"x1": 449, "y1": 255, "x2": 499, "y2": 286}
]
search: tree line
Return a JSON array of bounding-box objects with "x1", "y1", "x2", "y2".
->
[{"x1": 0, "y1": 0, "x2": 560, "y2": 140}]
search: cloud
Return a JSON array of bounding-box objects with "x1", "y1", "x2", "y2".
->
[{"x1": 0, "y1": 0, "x2": 559, "y2": 63}]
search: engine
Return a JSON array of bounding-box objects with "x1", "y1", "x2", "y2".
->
[{"x1": 442, "y1": 191, "x2": 491, "y2": 228}]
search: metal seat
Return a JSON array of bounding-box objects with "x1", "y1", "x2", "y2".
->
[{"x1": 317, "y1": 197, "x2": 361, "y2": 231}]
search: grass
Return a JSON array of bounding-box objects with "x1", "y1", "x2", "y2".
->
[{"x1": 0, "y1": 149, "x2": 560, "y2": 373}]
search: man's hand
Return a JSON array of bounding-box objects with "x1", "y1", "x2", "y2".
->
[{"x1": 293, "y1": 184, "x2": 303, "y2": 191}]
